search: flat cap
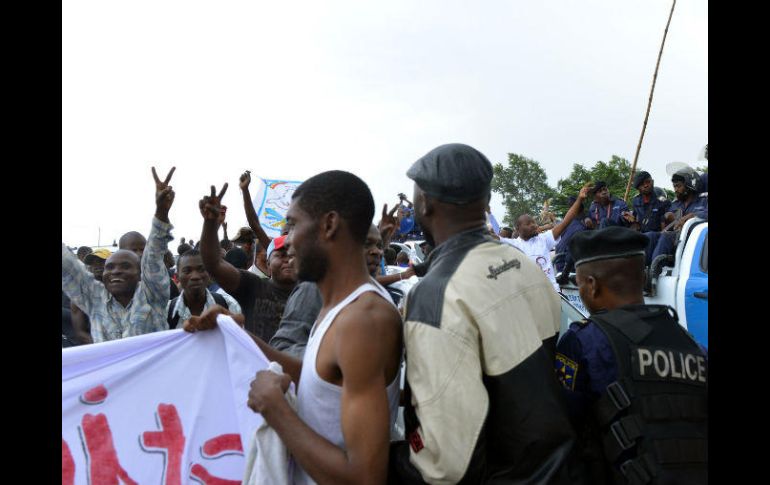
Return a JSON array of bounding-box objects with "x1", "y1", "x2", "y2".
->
[
  {"x1": 570, "y1": 226, "x2": 649, "y2": 267},
  {"x1": 406, "y1": 143, "x2": 493, "y2": 204},
  {"x1": 633, "y1": 171, "x2": 651, "y2": 189},
  {"x1": 232, "y1": 227, "x2": 256, "y2": 244}
]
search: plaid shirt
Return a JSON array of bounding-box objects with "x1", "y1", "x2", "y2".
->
[{"x1": 62, "y1": 217, "x2": 173, "y2": 342}]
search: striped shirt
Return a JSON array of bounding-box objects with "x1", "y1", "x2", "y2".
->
[{"x1": 62, "y1": 217, "x2": 173, "y2": 342}]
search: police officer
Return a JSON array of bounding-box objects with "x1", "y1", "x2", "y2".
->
[
  {"x1": 555, "y1": 227, "x2": 707, "y2": 484},
  {"x1": 646, "y1": 167, "x2": 707, "y2": 265},
  {"x1": 585, "y1": 181, "x2": 632, "y2": 229},
  {"x1": 629, "y1": 171, "x2": 671, "y2": 233}
]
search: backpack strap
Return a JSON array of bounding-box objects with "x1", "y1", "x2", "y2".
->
[
  {"x1": 211, "y1": 292, "x2": 229, "y2": 309},
  {"x1": 169, "y1": 293, "x2": 229, "y2": 330},
  {"x1": 167, "y1": 296, "x2": 180, "y2": 329}
]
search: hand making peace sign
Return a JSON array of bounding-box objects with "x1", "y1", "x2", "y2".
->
[
  {"x1": 152, "y1": 166, "x2": 176, "y2": 222},
  {"x1": 199, "y1": 183, "x2": 229, "y2": 224}
]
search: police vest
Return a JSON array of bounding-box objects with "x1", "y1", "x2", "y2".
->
[{"x1": 589, "y1": 305, "x2": 707, "y2": 485}]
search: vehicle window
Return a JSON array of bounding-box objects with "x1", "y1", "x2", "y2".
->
[
  {"x1": 700, "y1": 233, "x2": 708, "y2": 274},
  {"x1": 559, "y1": 296, "x2": 586, "y2": 340}
]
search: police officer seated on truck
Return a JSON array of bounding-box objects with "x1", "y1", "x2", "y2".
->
[{"x1": 555, "y1": 227, "x2": 707, "y2": 485}]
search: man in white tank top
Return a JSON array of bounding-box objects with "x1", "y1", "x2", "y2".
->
[{"x1": 188, "y1": 171, "x2": 403, "y2": 485}]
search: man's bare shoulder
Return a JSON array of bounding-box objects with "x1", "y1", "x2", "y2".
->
[{"x1": 332, "y1": 291, "x2": 401, "y2": 353}]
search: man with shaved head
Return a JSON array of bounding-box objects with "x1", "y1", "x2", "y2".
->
[
  {"x1": 62, "y1": 167, "x2": 177, "y2": 342},
  {"x1": 555, "y1": 227, "x2": 707, "y2": 483},
  {"x1": 501, "y1": 186, "x2": 590, "y2": 292},
  {"x1": 119, "y1": 231, "x2": 147, "y2": 258}
]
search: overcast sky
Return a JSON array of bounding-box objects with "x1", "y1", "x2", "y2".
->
[{"x1": 62, "y1": 0, "x2": 707, "y2": 247}]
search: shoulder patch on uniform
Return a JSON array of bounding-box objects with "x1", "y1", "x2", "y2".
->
[{"x1": 555, "y1": 353, "x2": 579, "y2": 390}]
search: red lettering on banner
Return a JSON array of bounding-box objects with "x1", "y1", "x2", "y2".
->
[
  {"x1": 80, "y1": 413, "x2": 138, "y2": 485},
  {"x1": 201, "y1": 433, "x2": 243, "y2": 457},
  {"x1": 62, "y1": 439, "x2": 75, "y2": 485},
  {"x1": 190, "y1": 464, "x2": 241, "y2": 485},
  {"x1": 80, "y1": 384, "x2": 109, "y2": 405},
  {"x1": 189, "y1": 433, "x2": 244, "y2": 484},
  {"x1": 141, "y1": 404, "x2": 186, "y2": 485}
]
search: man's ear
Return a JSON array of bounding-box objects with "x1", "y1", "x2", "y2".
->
[
  {"x1": 321, "y1": 211, "x2": 340, "y2": 241},
  {"x1": 586, "y1": 275, "x2": 599, "y2": 300}
]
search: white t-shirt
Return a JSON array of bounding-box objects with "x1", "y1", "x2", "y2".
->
[
  {"x1": 248, "y1": 263, "x2": 269, "y2": 279},
  {"x1": 500, "y1": 230, "x2": 560, "y2": 292}
]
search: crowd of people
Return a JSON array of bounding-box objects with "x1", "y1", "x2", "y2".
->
[
  {"x1": 62, "y1": 145, "x2": 707, "y2": 484},
  {"x1": 489, "y1": 167, "x2": 708, "y2": 292}
]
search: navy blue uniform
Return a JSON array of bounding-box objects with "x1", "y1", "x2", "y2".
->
[
  {"x1": 647, "y1": 195, "x2": 708, "y2": 263},
  {"x1": 556, "y1": 306, "x2": 708, "y2": 483},
  {"x1": 554, "y1": 218, "x2": 588, "y2": 273},
  {"x1": 556, "y1": 309, "x2": 708, "y2": 415},
  {"x1": 587, "y1": 197, "x2": 630, "y2": 228},
  {"x1": 631, "y1": 193, "x2": 670, "y2": 233}
]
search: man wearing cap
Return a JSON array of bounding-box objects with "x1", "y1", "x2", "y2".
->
[
  {"x1": 61, "y1": 167, "x2": 176, "y2": 342},
  {"x1": 68, "y1": 248, "x2": 113, "y2": 345},
  {"x1": 646, "y1": 168, "x2": 708, "y2": 265},
  {"x1": 629, "y1": 171, "x2": 671, "y2": 233},
  {"x1": 555, "y1": 227, "x2": 707, "y2": 484},
  {"x1": 388, "y1": 143, "x2": 578, "y2": 484},
  {"x1": 501, "y1": 187, "x2": 591, "y2": 292},
  {"x1": 230, "y1": 226, "x2": 260, "y2": 269},
  {"x1": 199, "y1": 186, "x2": 298, "y2": 343},
  {"x1": 586, "y1": 181, "x2": 632, "y2": 229}
]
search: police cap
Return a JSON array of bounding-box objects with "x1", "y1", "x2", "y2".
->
[
  {"x1": 633, "y1": 170, "x2": 652, "y2": 189},
  {"x1": 406, "y1": 143, "x2": 493, "y2": 204},
  {"x1": 570, "y1": 226, "x2": 649, "y2": 267}
]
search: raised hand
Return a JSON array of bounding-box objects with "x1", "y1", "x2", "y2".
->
[
  {"x1": 239, "y1": 171, "x2": 252, "y2": 191},
  {"x1": 579, "y1": 183, "x2": 593, "y2": 200},
  {"x1": 199, "y1": 183, "x2": 229, "y2": 224},
  {"x1": 378, "y1": 204, "x2": 399, "y2": 241},
  {"x1": 152, "y1": 166, "x2": 176, "y2": 221}
]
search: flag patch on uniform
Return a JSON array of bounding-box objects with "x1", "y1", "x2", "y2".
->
[{"x1": 555, "y1": 353, "x2": 578, "y2": 390}]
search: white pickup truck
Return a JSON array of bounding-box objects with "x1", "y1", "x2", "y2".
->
[{"x1": 559, "y1": 218, "x2": 708, "y2": 348}]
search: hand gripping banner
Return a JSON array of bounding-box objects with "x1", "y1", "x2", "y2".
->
[{"x1": 62, "y1": 316, "x2": 269, "y2": 485}]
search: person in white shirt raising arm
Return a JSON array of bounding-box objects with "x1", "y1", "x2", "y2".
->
[{"x1": 501, "y1": 183, "x2": 592, "y2": 292}]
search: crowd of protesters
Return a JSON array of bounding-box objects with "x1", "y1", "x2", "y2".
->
[{"x1": 62, "y1": 148, "x2": 708, "y2": 484}]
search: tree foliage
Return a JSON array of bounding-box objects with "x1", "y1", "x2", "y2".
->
[
  {"x1": 552, "y1": 155, "x2": 641, "y2": 215},
  {"x1": 491, "y1": 153, "x2": 556, "y2": 226}
]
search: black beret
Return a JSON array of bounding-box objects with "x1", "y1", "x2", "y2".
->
[
  {"x1": 591, "y1": 180, "x2": 607, "y2": 194},
  {"x1": 633, "y1": 171, "x2": 651, "y2": 188},
  {"x1": 406, "y1": 143, "x2": 493, "y2": 204},
  {"x1": 569, "y1": 227, "x2": 649, "y2": 267}
]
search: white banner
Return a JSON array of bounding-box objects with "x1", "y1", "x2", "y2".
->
[
  {"x1": 62, "y1": 316, "x2": 270, "y2": 485},
  {"x1": 253, "y1": 178, "x2": 304, "y2": 238}
]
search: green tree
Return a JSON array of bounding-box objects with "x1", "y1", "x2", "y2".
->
[
  {"x1": 491, "y1": 153, "x2": 556, "y2": 226},
  {"x1": 552, "y1": 155, "x2": 640, "y2": 215}
]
